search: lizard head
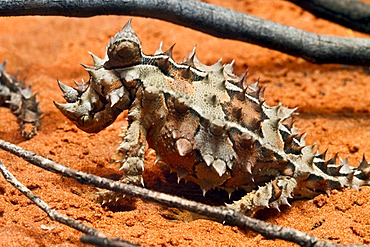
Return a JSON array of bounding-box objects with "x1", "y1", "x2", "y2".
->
[
  {"x1": 54, "y1": 58, "x2": 132, "y2": 133},
  {"x1": 53, "y1": 75, "x2": 130, "y2": 133},
  {"x1": 54, "y1": 20, "x2": 144, "y2": 133}
]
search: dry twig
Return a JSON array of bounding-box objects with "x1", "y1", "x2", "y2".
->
[
  {"x1": 0, "y1": 0, "x2": 369, "y2": 66},
  {"x1": 0, "y1": 139, "x2": 368, "y2": 247},
  {"x1": 0, "y1": 160, "x2": 102, "y2": 236},
  {"x1": 0, "y1": 159, "x2": 140, "y2": 247}
]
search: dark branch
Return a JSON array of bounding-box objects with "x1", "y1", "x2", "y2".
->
[
  {"x1": 0, "y1": 139, "x2": 363, "y2": 247},
  {"x1": 0, "y1": 0, "x2": 369, "y2": 66},
  {"x1": 288, "y1": 0, "x2": 370, "y2": 34}
]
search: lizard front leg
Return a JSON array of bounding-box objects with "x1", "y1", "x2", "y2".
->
[
  {"x1": 97, "y1": 90, "x2": 148, "y2": 206},
  {"x1": 116, "y1": 90, "x2": 148, "y2": 186}
]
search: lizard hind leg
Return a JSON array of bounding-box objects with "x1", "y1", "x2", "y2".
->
[{"x1": 227, "y1": 176, "x2": 297, "y2": 216}]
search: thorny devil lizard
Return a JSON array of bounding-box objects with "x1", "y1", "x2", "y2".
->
[{"x1": 54, "y1": 20, "x2": 370, "y2": 216}]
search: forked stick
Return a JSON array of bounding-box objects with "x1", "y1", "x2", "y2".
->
[{"x1": 0, "y1": 139, "x2": 366, "y2": 247}]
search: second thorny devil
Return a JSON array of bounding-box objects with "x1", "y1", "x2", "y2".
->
[
  {"x1": 0, "y1": 62, "x2": 41, "y2": 139},
  {"x1": 54, "y1": 20, "x2": 370, "y2": 215}
]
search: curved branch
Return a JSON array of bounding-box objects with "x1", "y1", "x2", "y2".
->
[
  {"x1": 288, "y1": 0, "x2": 370, "y2": 34},
  {"x1": 0, "y1": 0, "x2": 369, "y2": 66}
]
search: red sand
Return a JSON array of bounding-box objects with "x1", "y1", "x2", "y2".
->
[{"x1": 0, "y1": 1, "x2": 369, "y2": 246}]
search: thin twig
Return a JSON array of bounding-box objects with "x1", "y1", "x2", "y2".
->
[
  {"x1": 0, "y1": 0, "x2": 369, "y2": 65},
  {"x1": 0, "y1": 160, "x2": 103, "y2": 237},
  {"x1": 0, "y1": 159, "x2": 141, "y2": 247},
  {"x1": 288, "y1": 0, "x2": 370, "y2": 34},
  {"x1": 1, "y1": 139, "x2": 367, "y2": 247}
]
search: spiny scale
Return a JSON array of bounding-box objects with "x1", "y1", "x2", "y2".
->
[
  {"x1": 0, "y1": 62, "x2": 42, "y2": 139},
  {"x1": 55, "y1": 19, "x2": 370, "y2": 215}
]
